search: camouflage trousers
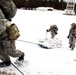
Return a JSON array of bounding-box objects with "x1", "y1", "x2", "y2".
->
[
  {"x1": 0, "y1": 37, "x2": 24, "y2": 62},
  {"x1": 69, "y1": 36, "x2": 76, "y2": 50},
  {"x1": 51, "y1": 31, "x2": 56, "y2": 39}
]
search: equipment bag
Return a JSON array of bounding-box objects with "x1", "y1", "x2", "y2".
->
[{"x1": 7, "y1": 23, "x2": 20, "y2": 40}]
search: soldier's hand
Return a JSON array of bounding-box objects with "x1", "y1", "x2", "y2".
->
[
  {"x1": 55, "y1": 32, "x2": 57, "y2": 34},
  {"x1": 46, "y1": 30, "x2": 49, "y2": 32},
  {"x1": 74, "y1": 35, "x2": 76, "y2": 38},
  {"x1": 67, "y1": 36, "x2": 69, "y2": 39}
]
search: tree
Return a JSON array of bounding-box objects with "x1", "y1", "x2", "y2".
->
[
  {"x1": 60, "y1": 0, "x2": 63, "y2": 2},
  {"x1": 54, "y1": 0, "x2": 59, "y2": 2}
]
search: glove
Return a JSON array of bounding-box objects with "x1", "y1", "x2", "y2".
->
[
  {"x1": 55, "y1": 32, "x2": 57, "y2": 34},
  {"x1": 67, "y1": 36, "x2": 69, "y2": 39},
  {"x1": 46, "y1": 30, "x2": 49, "y2": 32},
  {"x1": 8, "y1": 19, "x2": 12, "y2": 21},
  {"x1": 74, "y1": 35, "x2": 76, "y2": 38}
]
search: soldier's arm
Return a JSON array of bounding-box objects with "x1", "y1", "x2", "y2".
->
[
  {"x1": 47, "y1": 26, "x2": 53, "y2": 32},
  {"x1": 0, "y1": 0, "x2": 17, "y2": 20},
  {"x1": 47, "y1": 28, "x2": 51, "y2": 32},
  {"x1": 46, "y1": 28, "x2": 51, "y2": 32},
  {"x1": 0, "y1": 20, "x2": 7, "y2": 34},
  {"x1": 0, "y1": 9, "x2": 7, "y2": 34}
]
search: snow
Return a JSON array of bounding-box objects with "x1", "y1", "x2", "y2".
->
[{"x1": 1, "y1": 9, "x2": 76, "y2": 75}]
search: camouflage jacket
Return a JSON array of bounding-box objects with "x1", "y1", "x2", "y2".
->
[
  {"x1": 0, "y1": 0, "x2": 17, "y2": 20},
  {"x1": 0, "y1": 0, "x2": 17, "y2": 37},
  {"x1": 68, "y1": 28, "x2": 76, "y2": 38}
]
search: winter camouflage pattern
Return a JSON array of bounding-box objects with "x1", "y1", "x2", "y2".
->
[
  {"x1": 0, "y1": 0, "x2": 24, "y2": 62},
  {"x1": 0, "y1": 0, "x2": 17, "y2": 20},
  {"x1": 68, "y1": 23, "x2": 76, "y2": 50},
  {"x1": 47, "y1": 25, "x2": 58, "y2": 38}
]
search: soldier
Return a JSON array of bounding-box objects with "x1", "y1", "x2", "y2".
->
[
  {"x1": 0, "y1": 0, "x2": 25, "y2": 67},
  {"x1": 46, "y1": 25, "x2": 58, "y2": 39},
  {"x1": 67, "y1": 23, "x2": 76, "y2": 50}
]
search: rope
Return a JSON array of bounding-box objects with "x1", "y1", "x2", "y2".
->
[
  {"x1": 17, "y1": 39, "x2": 38, "y2": 45},
  {"x1": 17, "y1": 39, "x2": 45, "y2": 48}
]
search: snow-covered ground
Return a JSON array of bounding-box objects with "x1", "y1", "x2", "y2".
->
[{"x1": 1, "y1": 9, "x2": 76, "y2": 75}]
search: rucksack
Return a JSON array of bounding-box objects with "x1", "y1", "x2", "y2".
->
[{"x1": 7, "y1": 23, "x2": 20, "y2": 40}]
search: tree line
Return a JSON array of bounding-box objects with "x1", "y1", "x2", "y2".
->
[{"x1": 12, "y1": 0, "x2": 76, "y2": 10}]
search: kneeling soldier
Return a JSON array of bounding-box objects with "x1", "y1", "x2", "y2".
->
[{"x1": 46, "y1": 25, "x2": 58, "y2": 39}]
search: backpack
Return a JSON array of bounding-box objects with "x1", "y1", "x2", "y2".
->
[{"x1": 7, "y1": 23, "x2": 20, "y2": 40}]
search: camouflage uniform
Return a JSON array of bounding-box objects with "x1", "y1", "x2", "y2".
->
[
  {"x1": 0, "y1": 0, "x2": 24, "y2": 62},
  {"x1": 68, "y1": 23, "x2": 76, "y2": 50},
  {"x1": 0, "y1": 0, "x2": 17, "y2": 21},
  {"x1": 47, "y1": 25, "x2": 58, "y2": 38}
]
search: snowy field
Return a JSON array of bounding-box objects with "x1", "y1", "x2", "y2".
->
[{"x1": 1, "y1": 9, "x2": 76, "y2": 75}]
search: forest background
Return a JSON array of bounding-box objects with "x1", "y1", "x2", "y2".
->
[{"x1": 12, "y1": 0, "x2": 72, "y2": 10}]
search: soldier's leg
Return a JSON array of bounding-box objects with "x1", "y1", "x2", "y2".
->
[
  {"x1": 51, "y1": 32, "x2": 55, "y2": 39},
  {"x1": 2, "y1": 39, "x2": 24, "y2": 60},
  {"x1": 69, "y1": 36, "x2": 72, "y2": 47},
  {"x1": 69, "y1": 37, "x2": 75, "y2": 50},
  {"x1": 0, "y1": 51, "x2": 11, "y2": 67},
  {"x1": 69, "y1": 39, "x2": 72, "y2": 48},
  {"x1": 71, "y1": 42, "x2": 75, "y2": 50},
  {"x1": 71, "y1": 37, "x2": 76, "y2": 50},
  {"x1": 0, "y1": 51, "x2": 10, "y2": 61}
]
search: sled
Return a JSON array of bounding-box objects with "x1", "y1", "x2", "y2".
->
[
  {"x1": 38, "y1": 38, "x2": 62, "y2": 49},
  {"x1": 17, "y1": 38, "x2": 62, "y2": 49}
]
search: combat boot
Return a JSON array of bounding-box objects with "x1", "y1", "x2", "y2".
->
[
  {"x1": 18, "y1": 53, "x2": 25, "y2": 61},
  {"x1": 0, "y1": 60, "x2": 11, "y2": 67},
  {"x1": 14, "y1": 53, "x2": 25, "y2": 65}
]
